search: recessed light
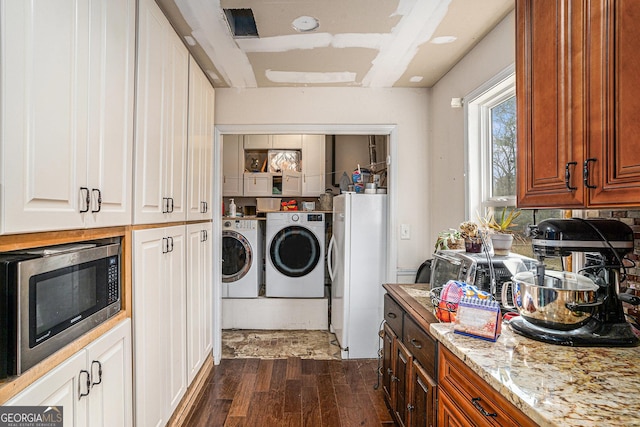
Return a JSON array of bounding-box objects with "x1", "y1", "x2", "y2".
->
[
  {"x1": 430, "y1": 36, "x2": 457, "y2": 44},
  {"x1": 292, "y1": 16, "x2": 319, "y2": 32}
]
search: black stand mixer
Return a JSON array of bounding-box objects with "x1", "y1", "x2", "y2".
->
[{"x1": 508, "y1": 218, "x2": 640, "y2": 347}]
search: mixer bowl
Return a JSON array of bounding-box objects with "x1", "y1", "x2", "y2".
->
[{"x1": 503, "y1": 270, "x2": 600, "y2": 330}]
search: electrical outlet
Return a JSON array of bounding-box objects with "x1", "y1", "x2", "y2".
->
[{"x1": 401, "y1": 224, "x2": 410, "y2": 240}]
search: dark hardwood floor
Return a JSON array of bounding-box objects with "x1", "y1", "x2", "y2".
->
[{"x1": 184, "y1": 358, "x2": 397, "y2": 426}]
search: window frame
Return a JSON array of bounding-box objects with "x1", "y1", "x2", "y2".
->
[{"x1": 464, "y1": 65, "x2": 516, "y2": 220}]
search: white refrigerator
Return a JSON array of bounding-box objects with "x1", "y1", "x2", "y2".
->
[{"x1": 328, "y1": 193, "x2": 387, "y2": 359}]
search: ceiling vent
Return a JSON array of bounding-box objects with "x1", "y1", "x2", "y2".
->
[{"x1": 224, "y1": 8, "x2": 259, "y2": 38}]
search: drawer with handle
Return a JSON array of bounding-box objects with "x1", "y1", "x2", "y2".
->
[
  {"x1": 403, "y1": 315, "x2": 437, "y2": 378},
  {"x1": 384, "y1": 294, "x2": 404, "y2": 334}
]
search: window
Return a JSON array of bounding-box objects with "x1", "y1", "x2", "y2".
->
[{"x1": 466, "y1": 66, "x2": 563, "y2": 258}]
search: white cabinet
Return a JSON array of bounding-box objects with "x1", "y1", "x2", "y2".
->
[
  {"x1": 187, "y1": 57, "x2": 215, "y2": 221},
  {"x1": 280, "y1": 172, "x2": 303, "y2": 196},
  {"x1": 186, "y1": 223, "x2": 213, "y2": 384},
  {"x1": 7, "y1": 319, "x2": 133, "y2": 427},
  {"x1": 273, "y1": 135, "x2": 303, "y2": 149},
  {"x1": 244, "y1": 173, "x2": 273, "y2": 197},
  {"x1": 301, "y1": 135, "x2": 326, "y2": 196},
  {"x1": 0, "y1": 0, "x2": 135, "y2": 234},
  {"x1": 243, "y1": 134, "x2": 271, "y2": 149},
  {"x1": 134, "y1": 0, "x2": 189, "y2": 225},
  {"x1": 243, "y1": 134, "x2": 303, "y2": 149},
  {"x1": 133, "y1": 226, "x2": 186, "y2": 427},
  {"x1": 223, "y1": 135, "x2": 244, "y2": 196}
]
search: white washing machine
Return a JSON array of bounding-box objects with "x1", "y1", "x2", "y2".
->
[
  {"x1": 265, "y1": 212, "x2": 325, "y2": 297},
  {"x1": 222, "y1": 219, "x2": 263, "y2": 298}
]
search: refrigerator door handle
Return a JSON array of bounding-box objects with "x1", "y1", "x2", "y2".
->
[{"x1": 327, "y1": 234, "x2": 336, "y2": 282}]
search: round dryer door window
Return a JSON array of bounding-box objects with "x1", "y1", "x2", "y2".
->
[
  {"x1": 270, "y1": 226, "x2": 321, "y2": 277},
  {"x1": 222, "y1": 231, "x2": 253, "y2": 282}
]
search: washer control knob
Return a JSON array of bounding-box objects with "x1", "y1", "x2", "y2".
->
[
  {"x1": 291, "y1": 214, "x2": 300, "y2": 222},
  {"x1": 224, "y1": 221, "x2": 231, "y2": 228}
]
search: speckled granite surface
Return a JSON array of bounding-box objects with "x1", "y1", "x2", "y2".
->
[{"x1": 430, "y1": 322, "x2": 640, "y2": 427}]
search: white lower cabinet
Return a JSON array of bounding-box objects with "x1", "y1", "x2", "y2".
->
[
  {"x1": 186, "y1": 222, "x2": 213, "y2": 384},
  {"x1": 301, "y1": 135, "x2": 326, "y2": 196},
  {"x1": 6, "y1": 319, "x2": 133, "y2": 427},
  {"x1": 133, "y1": 225, "x2": 187, "y2": 427}
]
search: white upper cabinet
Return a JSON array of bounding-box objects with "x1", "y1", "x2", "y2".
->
[
  {"x1": 243, "y1": 134, "x2": 303, "y2": 149},
  {"x1": 243, "y1": 135, "x2": 271, "y2": 149},
  {"x1": 0, "y1": 0, "x2": 135, "y2": 234},
  {"x1": 301, "y1": 135, "x2": 326, "y2": 196},
  {"x1": 187, "y1": 57, "x2": 215, "y2": 221},
  {"x1": 134, "y1": 0, "x2": 189, "y2": 224},
  {"x1": 222, "y1": 135, "x2": 244, "y2": 196}
]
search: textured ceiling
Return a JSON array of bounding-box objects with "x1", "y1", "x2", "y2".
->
[{"x1": 156, "y1": 0, "x2": 514, "y2": 89}]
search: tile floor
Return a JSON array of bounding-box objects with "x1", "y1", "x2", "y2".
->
[{"x1": 221, "y1": 329, "x2": 342, "y2": 360}]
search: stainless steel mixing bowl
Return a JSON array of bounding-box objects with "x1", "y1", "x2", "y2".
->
[{"x1": 502, "y1": 270, "x2": 600, "y2": 330}]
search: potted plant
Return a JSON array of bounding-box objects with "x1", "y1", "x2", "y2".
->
[
  {"x1": 479, "y1": 207, "x2": 521, "y2": 255},
  {"x1": 434, "y1": 229, "x2": 464, "y2": 251},
  {"x1": 459, "y1": 221, "x2": 483, "y2": 253}
]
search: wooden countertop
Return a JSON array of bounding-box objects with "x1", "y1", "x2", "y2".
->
[{"x1": 384, "y1": 283, "x2": 640, "y2": 426}]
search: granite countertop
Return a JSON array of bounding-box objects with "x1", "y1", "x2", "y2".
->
[
  {"x1": 388, "y1": 284, "x2": 640, "y2": 426},
  {"x1": 430, "y1": 322, "x2": 640, "y2": 426}
]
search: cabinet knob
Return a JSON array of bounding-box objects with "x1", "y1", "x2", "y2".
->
[{"x1": 407, "y1": 403, "x2": 415, "y2": 412}]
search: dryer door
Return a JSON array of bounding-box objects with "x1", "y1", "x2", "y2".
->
[
  {"x1": 269, "y1": 225, "x2": 321, "y2": 277},
  {"x1": 222, "y1": 231, "x2": 253, "y2": 282}
]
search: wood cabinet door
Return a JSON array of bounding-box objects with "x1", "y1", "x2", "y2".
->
[
  {"x1": 393, "y1": 340, "x2": 413, "y2": 427},
  {"x1": 586, "y1": 0, "x2": 640, "y2": 207},
  {"x1": 409, "y1": 361, "x2": 437, "y2": 427},
  {"x1": 516, "y1": 0, "x2": 587, "y2": 208},
  {"x1": 382, "y1": 323, "x2": 396, "y2": 405},
  {"x1": 437, "y1": 389, "x2": 474, "y2": 427},
  {"x1": 243, "y1": 173, "x2": 273, "y2": 196}
]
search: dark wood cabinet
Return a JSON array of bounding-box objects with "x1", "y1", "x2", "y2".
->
[
  {"x1": 516, "y1": 0, "x2": 640, "y2": 208},
  {"x1": 438, "y1": 346, "x2": 537, "y2": 427},
  {"x1": 382, "y1": 293, "x2": 437, "y2": 427}
]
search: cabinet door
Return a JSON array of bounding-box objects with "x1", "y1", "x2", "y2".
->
[
  {"x1": 163, "y1": 31, "x2": 189, "y2": 222},
  {"x1": 133, "y1": 227, "x2": 169, "y2": 427},
  {"x1": 6, "y1": 351, "x2": 88, "y2": 427},
  {"x1": 301, "y1": 135, "x2": 326, "y2": 196},
  {"x1": 437, "y1": 389, "x2": 474, "y2": 427},
  {"x1": 85, "y1": 0, "x2": 135, "y2": 228},
  {"x1": 586, "y1": 0, "x2": 640, "y2": 206},
  {"x1": 186, "y1": 223, "x2": 212, "y2": 384},
  {"x1": 223, "y1": 135, "x2": 244, "y2": 196},
  {"x1": 1, "y1": 0, "x2": 88, "y2": 234},
  {"x1": 410, "y1": 361, "x2": 437, "y2": 427},
  {"x1": 516, "y1": 0, "x2": 586, "y2": 208},
  {"x1": 244, "y1": 173, "x2": 273, "y2": 196},
  {"x1": 243, "y1": 134, "x2": 271, "y2": 149},
  {"x1": 187, "y1": 57, "x2": 215, "y2": 221},
  {"x1": 85, "y1": 319, "x2": 133, "y2": 427},
  {"x1": 382, "y1": 323, "x2": 396, "y2": 406},
  {"x1": 133, "y1": 0, "x2": 168, "y2": 225},
  {"x1": 134, "y1": 0, "x2": 188, "y2": 224},
  {"x1": 393, "y1": 340, "x2": 413, "y2": 427},
  {"x1": 166, "y1": 226, "x2": 187, "y2": 413},
  {"x1": 272, "y1": 134, "x2": 302, "y2": 149},
  {"x1": 281, "y1": 171, "x2": 302, "y2": 196}
]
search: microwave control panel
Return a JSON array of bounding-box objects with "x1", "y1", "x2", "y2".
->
[{"x1": 107, "y1": 255, "x2": 120, "y2": 304}]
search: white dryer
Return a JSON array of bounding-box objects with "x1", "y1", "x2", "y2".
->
[
  {"x1": 222, "y1": 219, "x2": 263, "y2": 298},
  {"x1": 265, "y1": 212, "x2": 325, "y2": 297}
]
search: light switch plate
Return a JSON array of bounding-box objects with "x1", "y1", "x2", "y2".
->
[{"x1": 401, "y1": 224, "x2": 410, "y2": 240}]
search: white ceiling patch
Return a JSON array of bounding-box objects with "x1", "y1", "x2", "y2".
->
[
  {"x1": 236, "y1": 33, "x2": 333, "y2": 53},
  {"x1": 175, "y1": 0, "x2": 257, "y2": 88},
  {"x1": 265, "y1": 70, "x2": 356, "y2": 84},
  {"x1": 363, "y1": 0, "x2": 452, "y2": 87},
  {"x1": 331, "y1": 33, "x2": 387, "y2": 50}
]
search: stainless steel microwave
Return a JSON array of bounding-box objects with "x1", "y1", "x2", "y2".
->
[{"x1": 0, "y1": 241, "x2": 121, "y2": 378}]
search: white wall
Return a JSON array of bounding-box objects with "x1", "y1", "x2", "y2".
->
[
  {"x1": 215, "y1": 87, "x2": 430, "y2": 276},
  {"x1": 428, "y1": 10, "x2": 515, "y2": 248}
]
